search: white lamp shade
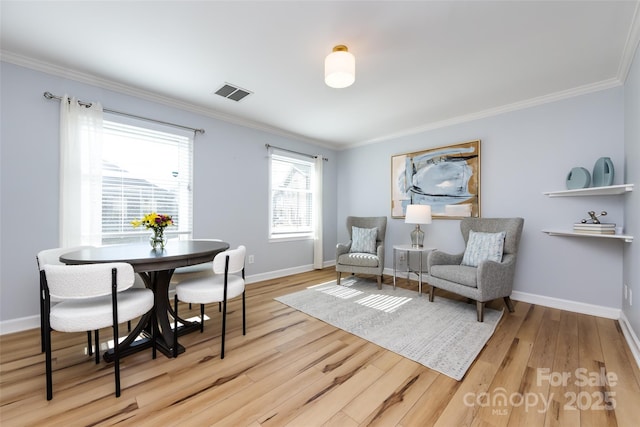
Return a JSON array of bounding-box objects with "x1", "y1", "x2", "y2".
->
[
  {"x1": 405, "y1": 204, "x2": 432, "y2": 224},
  {"x1": 325, "y1": 47, "x2": 355, "y2": 88}
]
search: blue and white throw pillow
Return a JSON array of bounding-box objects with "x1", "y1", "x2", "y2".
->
[
  {"x1": 461, "y1": 230, "x2": 506, "y2": 267},
  {"x1": 350, "y1": 226, "x2": 378, "y2": 254}
]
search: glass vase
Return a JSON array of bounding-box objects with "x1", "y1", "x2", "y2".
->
[{"x1": 150, "y1": 228, "x2": 167, "y2": 250}]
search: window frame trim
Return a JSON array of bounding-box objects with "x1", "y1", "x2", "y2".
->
[
  {"x1": 268, "y1": 149, "x2": 315, "y2": 241},
  {"x1": 99, "y1": 115, "x2": 194, "y2": 245}
]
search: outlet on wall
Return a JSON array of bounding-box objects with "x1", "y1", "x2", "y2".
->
[
  {"x1": 630, "y1": 289, "x2": 633, "y2": 306},
  {"x1": 624, "y1": 284, "x2": 628, "y2": 300},
  {"x1": 248, "y1": 254, "x2": 254, "y2": 264}
]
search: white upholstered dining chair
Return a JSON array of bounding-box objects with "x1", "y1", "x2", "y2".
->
[
  {"x1": 37, "y1": 246, "x2": 95, "y2": 355},
  {"x1": 41, "y1": 262, "x2": 155, "y2": 400},
  {"x1": 173, "y1": 245, "x2": 246, "y2": 359},
  {"x1": 171, "y1": 239, "x2": 224, "y2": 311},
  {"x1": 170, "y1": 239, "x2": 223, "y2": 282}
]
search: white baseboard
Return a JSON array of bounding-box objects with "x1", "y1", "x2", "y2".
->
[
  {"x1": 510, "y1": 290, "x2": 621, "y2": 319},
  {"x1": 619, "y1": 311, "x2": 640, "y2": 370},
  {"x1": 0, "y1": 315, "x2": 40, "y2": 336},
  {"x1": 245, "y1": 264, "x2": 314, "y2": 284},
  {"x1": 0, "y1": 260, "x2": 338, "y2": 336},
  {"x1": 383, "y1": 270, "x2": 622, "y2": 319}
]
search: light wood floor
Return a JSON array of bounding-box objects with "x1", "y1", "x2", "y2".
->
[{"x1": 1, "y1": 268, "x2": 639, "y2": 426}]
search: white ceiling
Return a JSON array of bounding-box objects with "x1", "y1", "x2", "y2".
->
[{"x1": 1, "y1": 1, "x2": 639, "y2": 149}]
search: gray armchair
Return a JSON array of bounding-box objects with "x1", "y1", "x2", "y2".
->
[
  {"x1": 425, "y1": 217, "x2": 524, "y2": 322},
  {"x1": 336, "y1": 216, "x2": 387, "y2": 289}
]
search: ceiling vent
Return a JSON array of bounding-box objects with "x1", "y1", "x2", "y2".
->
[{"x1": 214, "y1": 83, "x2": 252, "y2": 102}]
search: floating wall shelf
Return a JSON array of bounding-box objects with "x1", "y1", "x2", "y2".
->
[
  {"x1": 541, "y1": 229, "x2": 633, "y2": 243},
  {"x1": 543, "y1": 183, "x2": 633, "y2": 197},
  {"x1": 542, "y1": 183, "x2": 634, "y2": 243}
]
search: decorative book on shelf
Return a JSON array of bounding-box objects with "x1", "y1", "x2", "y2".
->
[{"x1": 573, "y1": 223, "x2": 616, "y2": 234}]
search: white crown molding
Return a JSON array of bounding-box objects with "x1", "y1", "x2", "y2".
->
[
  {"x1": 357, "y1": 77, "x2": 623, "y2": 149},
  {"x1": 0, "y1": 50, "x2": 334, "y2": 149},
  {"x1": 617, "y1": 0, "x2": 640, "y2": 83}
]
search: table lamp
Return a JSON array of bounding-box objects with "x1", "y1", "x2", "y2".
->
[{"x1": 405, "y1": 204, "x2": 432, "y2": 247}]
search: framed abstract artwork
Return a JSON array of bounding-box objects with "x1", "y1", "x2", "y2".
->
[{"x1": 391, "y1": 140, "x2": 481, "y2": 219}]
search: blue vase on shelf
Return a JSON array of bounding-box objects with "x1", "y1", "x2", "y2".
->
[
  {"x1": 592, "y1": 157, "x2": 614, "y2": 187},
  {"x1": 566, "y1": 167, "x2": 590, "y2": 190}
]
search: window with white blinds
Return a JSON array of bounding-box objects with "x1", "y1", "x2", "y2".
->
[
  {"x1": 269, "y1": 151, "x2": 315, "y2": 239},
  {"x1": 100, "y1": 119, "x2": 193, "y2": 245}
]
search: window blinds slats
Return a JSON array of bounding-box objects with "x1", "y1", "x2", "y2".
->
[
  {"x1": 100, "y1": 120, "x2": 193, "y2": 245},
  {"x1": 269, "y1": 152, "x2": 314, "y2": 237}
]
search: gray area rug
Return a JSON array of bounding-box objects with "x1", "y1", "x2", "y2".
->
[{"x1": 275, "y1": 277, "x2": 503, "y2": 381}]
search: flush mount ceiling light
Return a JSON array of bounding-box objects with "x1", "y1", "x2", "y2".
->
[{"x1": 324, "y1": 45, "x2": 355, "y2": 88}]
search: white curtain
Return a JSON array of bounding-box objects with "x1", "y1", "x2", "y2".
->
[
  {"x1": 313, "y1": 155, "x2": 324, "y2": 269},
  {"x1": 59, "y1": 95, "x2": 103, "y2": 247}
]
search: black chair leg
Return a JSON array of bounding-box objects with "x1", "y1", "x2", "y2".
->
[
  {"x1": 219, "y1": 302, "x2": 221, "y2": 312},
  {"x1": 200, "y1": 304, "x2": 205, "y2": 333},
  {"x1": 44, "y1": 319, "x2": 53, "y2": 400},
  {"x1": 242, "y1": 291, "x2": 246, "y2": 336},
  {"x1": 87, "y1": 331, "x2": 93, "y2": 356},
  {"x1": 221, "y1": 298, "x2": 227, "y2": 359},
  {"x1": 151, "y1": 316, "x2": 158, "y2": 359},
  {"x1": 151, "y1": 309, "x2": 157, "y2": 360},
  {"x1": 173, "y1": 295, "x2": 179, "y2": 358},
  {"x1": 112, "y1": 325, "x2": 120, "y2": 397},
  {"x1": 40, "y1": 300, "x2": 46, "y2": 353},
  {"x1": 110, "y1": 273, "x2": 121, "y2": 398},
  {"x1": 94, "y1": 330, "x2": 100, "y2": 364}
]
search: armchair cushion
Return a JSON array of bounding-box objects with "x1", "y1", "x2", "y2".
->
[
  {"x1": 337, "y1": 252, "x2": 380, "y2": 268},
  {"x1": 430, "y1": 264, "x2": 478, "y2": 288},
  {"x1": 350, "y1": 226, "x2": 378, "y2": 254},
  {"x1": 461, "y1": 230, "x2": 506, "y2": 267}
]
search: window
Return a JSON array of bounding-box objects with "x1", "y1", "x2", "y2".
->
[
  {"x1": 269, "y1": 151, "x2": 315, "y2": 240},
  {"x1": 100, "y1": 118, "x2": 193, "y2": 245}
]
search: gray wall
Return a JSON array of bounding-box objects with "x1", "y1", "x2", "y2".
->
[
  {"x1": 337, "y1": 87, "x2": 626, "y2": 310},
  {"x1": 0, "y1": 61, "x2": 338, "y2": 324},
  {"x1": 624, "y1": 43, "x2": 640, "y2": 336}
]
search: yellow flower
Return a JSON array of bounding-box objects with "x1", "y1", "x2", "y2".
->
[{"x1": 131, "y1": 212, "x2": 174, "y2": 230}]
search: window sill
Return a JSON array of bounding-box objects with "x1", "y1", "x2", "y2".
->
[{"x1": 269, "y1": 234, "x2": 314, "y2": 243}]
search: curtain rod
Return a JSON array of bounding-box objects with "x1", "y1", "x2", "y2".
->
[
  {"x1": 265, "y1": 144, "x2": 328, "y2": 161},
  {"x1": 43, "y1": 92, "x2": 205, "y2": 134}
]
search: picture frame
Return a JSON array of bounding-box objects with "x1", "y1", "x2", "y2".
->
[{"x1": 391, "y1": 140, "x2": 481, "y2": 219}]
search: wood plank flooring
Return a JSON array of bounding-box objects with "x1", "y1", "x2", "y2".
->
[{"x1": 1, "y1": 268, "x2": 639, "y2": 426}]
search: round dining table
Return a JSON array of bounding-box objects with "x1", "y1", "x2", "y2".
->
[{"x1": 60, "y1": 240, "x2": 230, "y2": 359}]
